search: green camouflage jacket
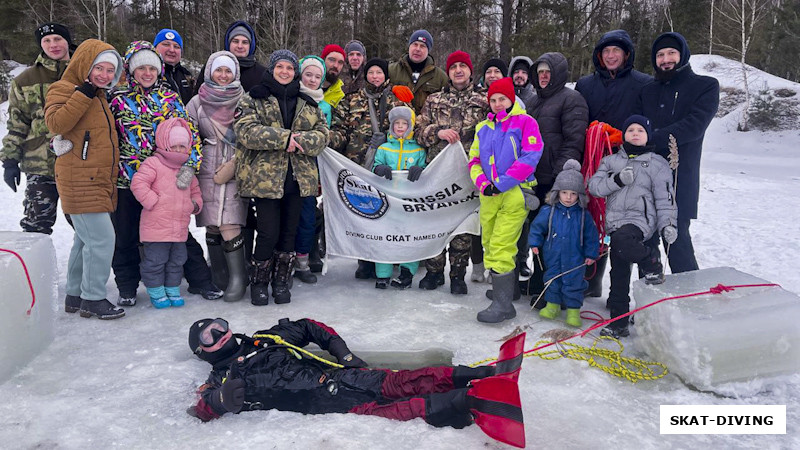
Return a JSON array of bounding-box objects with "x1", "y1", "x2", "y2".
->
[
  {"x1": 328, "y1": 84, "x2": 406, "y2": 167},
  {"x1": 415, "y1": 83, "x2": 489, "y2": 163},
  {"x1": 388, "y1": 55, "x2": 448, "y2": 114},
  {"x1": 1, "y1": 53, "x2": 68, "y2": 177},
  {"x1": 234, "y1": 94, "x2": 328, "y2": 199}
]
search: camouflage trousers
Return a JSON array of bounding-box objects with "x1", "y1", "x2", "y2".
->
[
  {"x1": 21, "y1": 174, "x2": 59, "y2": 235},
  {"x1": 423, "y1": 233, "x2": 472, "y2": 278}
]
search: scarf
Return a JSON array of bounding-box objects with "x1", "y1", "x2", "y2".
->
[
  {"x1": 300, "y1": 84, "x2": 324, "y2": 103},
  {"x1": 198, "y1": 80, "x2": 244, "y2": 143}
]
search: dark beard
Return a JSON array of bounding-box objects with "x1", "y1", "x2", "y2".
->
[
  {"x1": 325, "y1": 71, "x2": 339, "y2": 85},
  {"x1": 655, "y1": 67, "x2": 678, "y2": 82}
]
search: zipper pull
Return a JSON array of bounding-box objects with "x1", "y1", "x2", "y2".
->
[
  {"x1": 81, "y1": 131, "x2": 90, "y2": 160},
  {"x1": 671, "y1": 92, "x2": 679, "y2": 116}
]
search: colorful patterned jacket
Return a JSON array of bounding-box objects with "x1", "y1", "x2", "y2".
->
[
  {"x1": 109, "y1": 40, "x2": 201, "y2": 188},
  {"x1": 469, "y1": 102, "x2": 544, "y2": 194}
]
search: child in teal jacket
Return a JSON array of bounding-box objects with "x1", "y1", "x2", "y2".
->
[{"x1": 372, "y1": 106, "x2": 426, "y2": 289}]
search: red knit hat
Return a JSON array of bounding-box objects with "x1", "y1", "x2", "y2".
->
[
  {"x1": 487, "y1": 77, "x2": 515, "y2": 104},
  {"x1": 321, "y1": 44, "x2": 345, "y2": 60},
  {"x1": 446, "y1": 50, "x2": 473, "y2": 73}
]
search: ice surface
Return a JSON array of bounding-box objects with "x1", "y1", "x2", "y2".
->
[
  {"x1": 633, "y1": 267, "x2": 800, "y2": 392},
  {"x1": 0, "y1": 231, "x2": 57, "y2": 383}
]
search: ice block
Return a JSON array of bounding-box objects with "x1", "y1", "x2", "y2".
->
[
  {"x1": 632, "y1": 267, "x2": 800, "y2": 391},
  {"x1": 0, "y1": 231, "x2": 57, "y2": 384}
]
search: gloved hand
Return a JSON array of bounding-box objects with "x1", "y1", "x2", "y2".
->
[
  {"x1": 369, "y1": 133, "x2": 387, "y2": 150},
  {"x1": 482, "y1": 183, "x2": 500, "y2": 196},
  {"x1": 338, "y1": 352, "x2": 368, "y2": 368},
  {"x1": 407, "y1": 165, "x2": 423, "y2": 182},
  {"x1": 207, "y1": 378, "x2": 246, "y2": 414},
  {"x1": 75, "y1": 80, "x2": 96, "y2": 98},
  {"x1": 373, "y1": 165, "x2": 392, "y2": 180},
  {"x1": 614, "y1": 166, "x2": 635, "y2": 186},
  {"x1": 176, "y1": 165, "x2": 194, "y2": 190},
  {"x1": 328, "y1": 337, "x2": 369, "y2": 368},
  {"x1": 662, "y1": 225, "x2": 678, "y2": 245},
  {"x1": 3, "y1": 160, "x2": 21, "y2": 192},
  {"x1": 520, "y1": 188, "x2": 540, "y2": 210}
]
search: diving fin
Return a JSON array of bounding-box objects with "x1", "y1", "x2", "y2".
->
[
  {"x1": 467, "y1": 376, "x2": 526, "y2": 448},
  {"x1": 494, "y1": 332, "x2": 526, "y2": 381}
]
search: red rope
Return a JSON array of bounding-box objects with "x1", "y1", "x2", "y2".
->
[
  {"x1": 0, "y1": 248, "x2": 37, "y2": 315},
  {"x1": 521, "y1": 283, "x2": 781, "y2": 356}
]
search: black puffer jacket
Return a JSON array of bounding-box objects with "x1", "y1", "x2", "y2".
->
[{"x1": 526, "y1": 52, "x2": 588, "y2": 186}]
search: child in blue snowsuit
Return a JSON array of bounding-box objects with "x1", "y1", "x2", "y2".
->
[
  {"x1": 371, "y1": 106, "x2": 427, "y2": 289},
  {"x1": 528, "y1": 159, "x2": 599, "y2": 327}
]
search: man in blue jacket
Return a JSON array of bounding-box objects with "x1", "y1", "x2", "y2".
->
[{"x1": 637, "y1": 32, "x2": 719, "y2": 273}]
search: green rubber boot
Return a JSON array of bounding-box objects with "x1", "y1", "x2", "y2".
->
[
  {"x1": 539, "y1": 302, "x2": 560, "y2": 320},
  {"x1": 565, "y1": 308, "x2": 582, "y2": 328}
]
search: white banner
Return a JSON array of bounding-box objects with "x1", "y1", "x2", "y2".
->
[{"x1": 318, "y1": 143, "x2": 480, "y2": 263}]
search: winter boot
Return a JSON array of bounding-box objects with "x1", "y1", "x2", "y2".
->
[
  {"x1": 249, "y1": 258, "x2": 273, "y2": 305},
  {"x1": 165, "y1": 286, "x2": 185, "y2": 307},
  {"x1": 65, "y1": 294, "x2": 82, "y2": 313},
  {"x1": 79, "y1": 299, "x2": 125, "y2": 320},
  {"x1": 584, "y1": 252, "x2": 607, "y2": 297},
  {"x1": 418, "y1": 271, "x2": 445, "y2": 290},
  {"x1": 375, "y1": 278, "x2": 390, "y2": 289},
  {"x1": 354, "y1": 259, "x2": 376, "y2": 279},
  {"x1": 539, "y1": 302, "x2": 560, "y2": 320},
  {"x1": 271, "y1": 251, "x2": 295, "y2": 304},
  {"x1": 146, "y1": 286, "x2": 170, "y2": 309},
  {"x1": 390, "y1": 267, "x2": 414, "y2": 289},
  {"x1": 222, "y1": 234, "x2": 248, "y2": 302},
  {"x1": 450, "y1": 276, "x2": 468, "y2": 295},
  {"x1": 565, "y1": 308, "x2": 582, "y2": 328},
  {"x1": 206, "y1": 232, "x2": 229, "y2": 291},
  {"x1": 452, "y1": 365, "x2": 496, "y2": 388},
  {"x1": 117, "y1": 291, "x2": 137, "y2": 307},
  {"x1": 644, "y1": 271, "x2": 666, "y2": 285},
  {"x1": 293, "y1": 253, "x2": 318, "y2": 284},
  {"x1": 471, "y1": 262, "x2": 486, "y2": 282},
  {"x1": 486, "y1": 267, "x2": 521, "y2": 301},
  {"x1": 600, "y1": 314, "x2": 630, "y2": 338},
  {"x1": 477, "y1": 271, "x2": 517, "y2": 323},
  {"x1": 308, "y1": 225, "x2": 324, "y2": 273}
]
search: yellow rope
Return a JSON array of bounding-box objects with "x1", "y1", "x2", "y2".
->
[
  {"x1": 251, "y1": 333, "x2": 344, "y2": 369},
  {"x1": 470, "y1": 336, "x2": 668, "y2": 383}
]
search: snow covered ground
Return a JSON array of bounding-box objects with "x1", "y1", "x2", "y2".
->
[{"x1": 0, "y1": 57, "x2": 799, "y2": 448}]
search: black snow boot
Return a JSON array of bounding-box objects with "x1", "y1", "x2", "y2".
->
[
  {"x1": 450, "y1": 276, "x2": 468, "y2": 295},
  {"x1": 249, "y1": 258, "x2": 273, "y2": 305},
  {"x1": 308, "y1": 229, "x2": 324, "y2": 273},
  {"x1": 293, "y1": 254, "x2": 318, "y2": 284},
  {"x1": 452, "y1": 365, "x2": 496, "y2": 388},
  {"x1": 271, "y1": 251, "x2": 295, "y2": 304},
  {"x1": 391, "y1": 267, "x2": 414, "y2": 289},
  {"x1": 222, "y1": 234, "x2": 248, "y2": 302},
  {"x1": 354, "y1": 259, "x2": 376, "y2": 279},
  {"x1": 419, "y1": 271, "x2": 445, "y2": 290},
  {"x1": 375, "y1": 278, "x2": 390, "y2": 289},
  {"x1": 206, "y1": 232, "x2": 229, "y2": 291},
  {"x1": 477, "y1": 270, "x2": 517, "y2": 323},
  {"x1": 79, "y1": 299, "x2": 125, "y2": 320},
  {"x1": 65, "y1": 294, "x2": 82, "y2": 313},
  {"x1": 584, "y1": 252, "x2": 607, "y2": 297}
]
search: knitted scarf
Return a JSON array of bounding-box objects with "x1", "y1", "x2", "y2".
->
[{"x1": 197, "y1": 80, "x2": 243, "y2": 143}]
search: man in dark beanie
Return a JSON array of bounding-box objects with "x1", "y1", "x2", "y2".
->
[
  {"x1": 388, "y1": 29, "x2": 448, "y2": 114},
  {"x1": 153, "y1": 28, "x2": 195, "y2": 104},
  {"x1": 342, "y1": 39, "x2": 367, "y2": 95},
  {"x1": 415, "y1": 50, "x2": 489, "y2": 295},
  {"x1": 193, "y1": 21, "x2": 267, "y2": 94},
  {"x1": 1, "y1": 22, "x2": 73, "y2": 234},
  {"x1": 636, "y1": 32, "x2": 719, "y2": 274},
  {"x1": 507, "y1": 56, "x2": 535, "y2": 108},
  {"x1": 479, "y1": 58, "x2": 507, "y2": 89}
]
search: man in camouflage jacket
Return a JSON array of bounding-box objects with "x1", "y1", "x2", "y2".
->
[
  {"x1": 414, "y1": 51, "x2": 489, "y2": 295},
  {"x1": 1, "y1": 23, "x2": 73, "y2": 234}
]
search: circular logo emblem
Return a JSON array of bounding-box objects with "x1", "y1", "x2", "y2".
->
[
  {"x1": 337, "y1": 169, "x2": 389, "y2": 219},
  {"x1": 165, "y1": 32, "x2": 175, "y2": 40}
]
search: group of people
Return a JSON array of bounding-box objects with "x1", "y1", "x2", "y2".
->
[{"x1": 1, "y1": 21, "x2": 719, "y2": 338}]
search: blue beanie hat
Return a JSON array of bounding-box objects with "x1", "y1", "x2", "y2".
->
[
  {"x1": 154, "y1": 29, "x2": 183, "y2": 49},
  {"x1": 623, "y1": 115, "x2": 653, "y2": 141},
  {"x1": 408, "y1": 30, "x2": 433, "y2": 51},
  {"x1": 269, "y1": 49, "x2": 300, "y2": 74}
]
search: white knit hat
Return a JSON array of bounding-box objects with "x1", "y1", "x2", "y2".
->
[
  {"x1": 210, "y1": 55, "x2": 237, "y2": 75},
  {"x1": 127, "y1": 49, "x2": 162, "y2": 74}
]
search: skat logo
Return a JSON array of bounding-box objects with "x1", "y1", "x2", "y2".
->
[{"x1": 337, "y1": 169, "x2": 389, "y2": 219}]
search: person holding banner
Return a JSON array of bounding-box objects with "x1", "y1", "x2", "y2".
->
[{"x1": 469, "y1": 78, "x2": 544, "y2": 323}]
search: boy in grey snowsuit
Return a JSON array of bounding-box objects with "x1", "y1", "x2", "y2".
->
[{"x1": 588, "y1": 115, "x2": 677, "y2": 338}]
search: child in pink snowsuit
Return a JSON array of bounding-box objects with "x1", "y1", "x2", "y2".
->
[{"x1": 131, "y1": 117, "x2": 203, "y2": 308}]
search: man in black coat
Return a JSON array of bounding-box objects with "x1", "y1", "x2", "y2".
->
[
  {"x1": 193, "y1": 21, "x2": 268, "y2": 94},
  {"x1": 508, "y1": 56, "x2": 535, "y2": 109},
  {"x1": 637, "y1": 32, "x2": 719, "y2": 273},
  {"x1": 154, "y1": 28, "x2": 195, "y2": 104},
  {"x1": 186, "y1": 317, "x2": 526, "y2": 446}
]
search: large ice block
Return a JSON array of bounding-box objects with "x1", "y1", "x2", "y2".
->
[
  {"x1": 0, "y1": 231, "x2": 57, "y2": 384},
  {"x1": 632, "y1": 267, "x2": 800, "y2": 391}
]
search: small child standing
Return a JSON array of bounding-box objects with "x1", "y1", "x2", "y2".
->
[
  {"x1": 528, "y1": 159, "x2": 599, "y2": 327},
  {"x1": 131, "y1": 117, "x2": 203, "y2": 308},
  {"x1": 588, "y1": 115, "x2": 677, "y2": 338},
  {"x1": 372, "y1": 106, "x2": 427, "y2": 289}
]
